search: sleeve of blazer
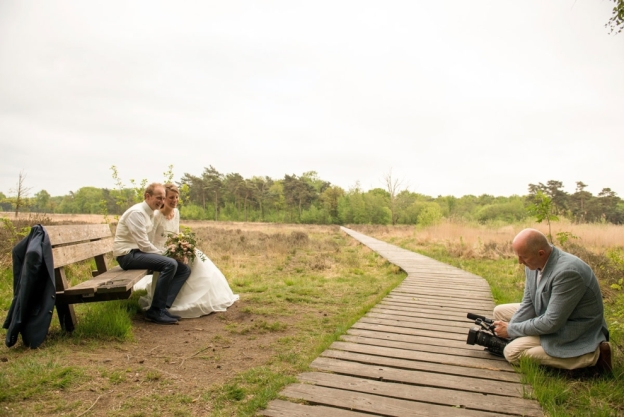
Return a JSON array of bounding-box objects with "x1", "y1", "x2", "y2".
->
[
  {"x1": 3, "y1": 227, "x2": 44, "y2": 347},
  {"x1": 2, "y1": 232, "x2": 29, "y2": 333},
  {"x1": 21, "y1": 226, "x2": 56, "y2": 349},
  {"x1": 508, "y1": 269, "x2": 586, "y2": 338},
  {"x1": 3, "y1": 225, "x2": 56, "y2": 349}
]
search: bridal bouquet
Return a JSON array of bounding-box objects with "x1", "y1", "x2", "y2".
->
[{"x1": 163, "y1": 227, "x2": 206, "y2": 264}]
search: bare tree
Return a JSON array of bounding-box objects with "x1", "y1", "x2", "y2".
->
[
  {"x1": 383, "y1": 169, "x2": 407, "y2": 225},
  {"x1": 10, "y1": 170, "x2": 32, "y2": 218}
]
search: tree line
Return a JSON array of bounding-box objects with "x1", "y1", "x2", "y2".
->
[{"x1": 1, "y1": 168, "x2": 623, "y2": 226}]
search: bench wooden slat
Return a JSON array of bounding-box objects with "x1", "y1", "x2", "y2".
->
[
  {"x1": 62, "y1": 266, "x2": 147, "y2": 296},
  {"x1": 97, "y1": 268, "x2": 148, "y2": 293},
  {"x1": 52, "y1": 238, "x2": 113, "y2": 268},
  {"x1": 46, "y1": 224, "x2": 112, "y2": 246},
  {"x1": 41, "y1": 224, "x2": 150, "y2": 332}
]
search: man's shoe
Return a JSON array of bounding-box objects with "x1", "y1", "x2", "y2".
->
[
  {"x1": 596, "y1": 342, "x2": 612, "y2": 374},
  {"x1": 163, "y1": 309, "x2": 181, "y2": 320},
  {"x1": 145, "y1": 308, "x2": 178, "y2": 325}
]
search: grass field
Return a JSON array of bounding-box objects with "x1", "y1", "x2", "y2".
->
[{"x1": 1, "y1": 217, "x2": 623, "y2": 416}]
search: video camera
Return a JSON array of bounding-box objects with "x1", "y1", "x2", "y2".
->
[{"x1": 466, "y1": 313, "x2": 509, "y2": 357}]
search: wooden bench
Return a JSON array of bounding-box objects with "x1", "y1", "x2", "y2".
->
[{"x1": 46, "y1": 224, "x2": 148, "y2": 332}]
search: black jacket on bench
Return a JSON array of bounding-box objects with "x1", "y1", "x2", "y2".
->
[{"x1": 3, "y1": 224, "x2": 55, "y2": 348}]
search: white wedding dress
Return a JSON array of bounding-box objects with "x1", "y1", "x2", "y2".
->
[{"x1": 134, "y1": 209, "x2": 239, "y2": 318}]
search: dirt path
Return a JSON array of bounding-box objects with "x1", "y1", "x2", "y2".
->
[{"x1": 44, "y1": 301, "x2": 298, "y2": 416}]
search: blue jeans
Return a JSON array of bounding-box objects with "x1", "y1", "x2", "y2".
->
[{"x1": 117, "y1": 250, "x2": 190, "y2": 310}]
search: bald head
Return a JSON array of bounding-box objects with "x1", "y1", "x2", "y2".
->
[
  {"x1": 512, "y1": 228, "x2": 552, "y2": 270},
  {"x1": 513, "y1": 229, "x2": 550, "y2": 252}
]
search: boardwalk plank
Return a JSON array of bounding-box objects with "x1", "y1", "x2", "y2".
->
[
  {"x1": 386, "y1": 294, "x2": 493, "y2": 310},
  {"x1": 352, "y1": 322, "x2": 468, "y2": 341},
  {"x1": 339, "y1": 335, "x2": 510, "y2": 365},
  {"x1": 299, "y1": 373, "x2": 543, "y2": 417},
  {"x1": 318, "y1": 349, "x2": 514, "y2": 382},
  {"x1": 281, "y1": 383, "x2": 501, "y2": 417},
  {"x1": 359, "y1": 316, "x2": 471, "y2": 336},
  {"x1": 342, "y1": 328, "x2": 504, "y2": 354},
  {"x1": 387, "y1": 293, "x2": 493, "y2": 307},
  {"x1": 375, "y1": 303, "x2": 489, "y2": 320},
  {"x1": 346, "y1": 328, "x2": 492, "y2": 352},
  {"x1": 329, "y1": 341, "x2": 510, "y2": 371},
  {"x1": 396, "y1": 286, "x2": 492, "y2": 297},
  {"x1": 366, "y1": 312, "x2": 475, "y2": 331},
  {"x1": 371, "y1": 306, "x2": 480, "y2": 323},
  {"x1": 395, "y1": 290, "x2": 492, "y2": 301},
  {"x1": 400, "y1": 283, "x2": 491, "y2": 293},
  {"x1": 311, "y1": 357, "x2": 527, "y2": 397},
  {"x1": 397, "y1": 283, "x2": 493, "y2": 294},
  {"x1": 259, "y1": 399, "x2": 373, "y2": 416},
  {"x1": 382, "y1": 298, "x2": 493, "y2": 316}
]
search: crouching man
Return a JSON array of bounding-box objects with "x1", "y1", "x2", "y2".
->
[{"x1": 492, "y1": 228, "x2": 611, "y2": 373}]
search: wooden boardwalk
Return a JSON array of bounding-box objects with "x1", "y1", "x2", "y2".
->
[{"x1": 260, "y1": 227, "x2": 543, "y2": 417}]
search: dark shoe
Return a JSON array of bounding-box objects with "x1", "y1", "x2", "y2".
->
[
  {"x1": 596, "y1": 342, "x2": 612, "y2": 374},
  {"x1": 163, "y1": 309, "x2": 181, "y2": 320},
  {"x1": 145, "y1": 308, "x2": 178, "y2": 325}
]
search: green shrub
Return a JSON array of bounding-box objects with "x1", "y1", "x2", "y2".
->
[
  {"x1": 417, "y1": 203, "x2": 443, "y2": 226},
  {"x1": 475, "y1": 201, "x2": 527, "y2": 223},
  {"x1": 179, "y1": 204, "x2": 206, "y2": 220}
]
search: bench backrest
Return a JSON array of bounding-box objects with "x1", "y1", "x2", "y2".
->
[{"x1": 45, "y1": 224, "x2": 113, "y2": 269}]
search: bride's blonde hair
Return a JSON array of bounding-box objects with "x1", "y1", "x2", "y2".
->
[{"x1": 164, "y1": 183, "x2": 179, "y2": 195}]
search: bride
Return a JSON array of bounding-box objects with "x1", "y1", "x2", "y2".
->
[{"x1": 137, "y1": 183, "x2": 239, "y2": 318}]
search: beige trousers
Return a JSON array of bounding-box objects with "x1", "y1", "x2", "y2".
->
[{"x1": 493, "y1": 303, "x2": 600, "y2": 370}]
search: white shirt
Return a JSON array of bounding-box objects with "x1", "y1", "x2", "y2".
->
[
  {"x1": 113, "y1": 201, "x2": 163, "y2": 257},
  {"x1": 537, "y1": 250, "x2": 553, "y2": 285}
]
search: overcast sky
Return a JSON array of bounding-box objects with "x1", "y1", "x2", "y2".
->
[{"x1": 1, "y1": 1, "x2": 623, "y2": 199}]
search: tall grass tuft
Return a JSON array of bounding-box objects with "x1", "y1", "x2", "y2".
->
[{"x1": 72, "y1": 296, "x2": 140, "y2": 341}]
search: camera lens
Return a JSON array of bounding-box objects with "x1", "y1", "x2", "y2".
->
[{"x1": 466, "y1": 327, "x2": 508, "y2": 357}]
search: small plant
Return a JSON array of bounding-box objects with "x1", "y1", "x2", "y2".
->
[
  {"x1": 0, "y1": 217, "x2": 31, "y2": 247},
  {"x1": 606, "y1": 247, "x2": 624, "y2": 269},
  {"x1": 556, "y1": 231, "x2": 579, "y2": 246},
  {"x1": 110, "y1": 165, "x2": 148, "y2": 213},
  {"x1": 108, "y1": 371, "x2": 126, "y2": 384},
  {"x1": 526, "y1": 191, "x2": 558, "y2": 243},
  {"x1": 254, "y1": 320, "x2": 287, "y2": 333},
  {"x1": 145, "y1": 370, "x2": 161, "y2": 381}
]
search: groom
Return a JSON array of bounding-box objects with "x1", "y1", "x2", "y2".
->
[{"x1": 113, "y1": 183, "x2": 190, "y2": 324}]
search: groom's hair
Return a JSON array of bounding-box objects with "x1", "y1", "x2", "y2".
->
[{"x1": 145, "y1": 182, "x2": 164, "y2": 196}]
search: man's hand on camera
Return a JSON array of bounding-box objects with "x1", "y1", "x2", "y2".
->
[{"x1": 493, "y1": 321, "x2": 509, "y2": 338}]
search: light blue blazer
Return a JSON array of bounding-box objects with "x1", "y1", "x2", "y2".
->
[{"x1": 508, "y1": 246, "x2": 608, "y2": 358}]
